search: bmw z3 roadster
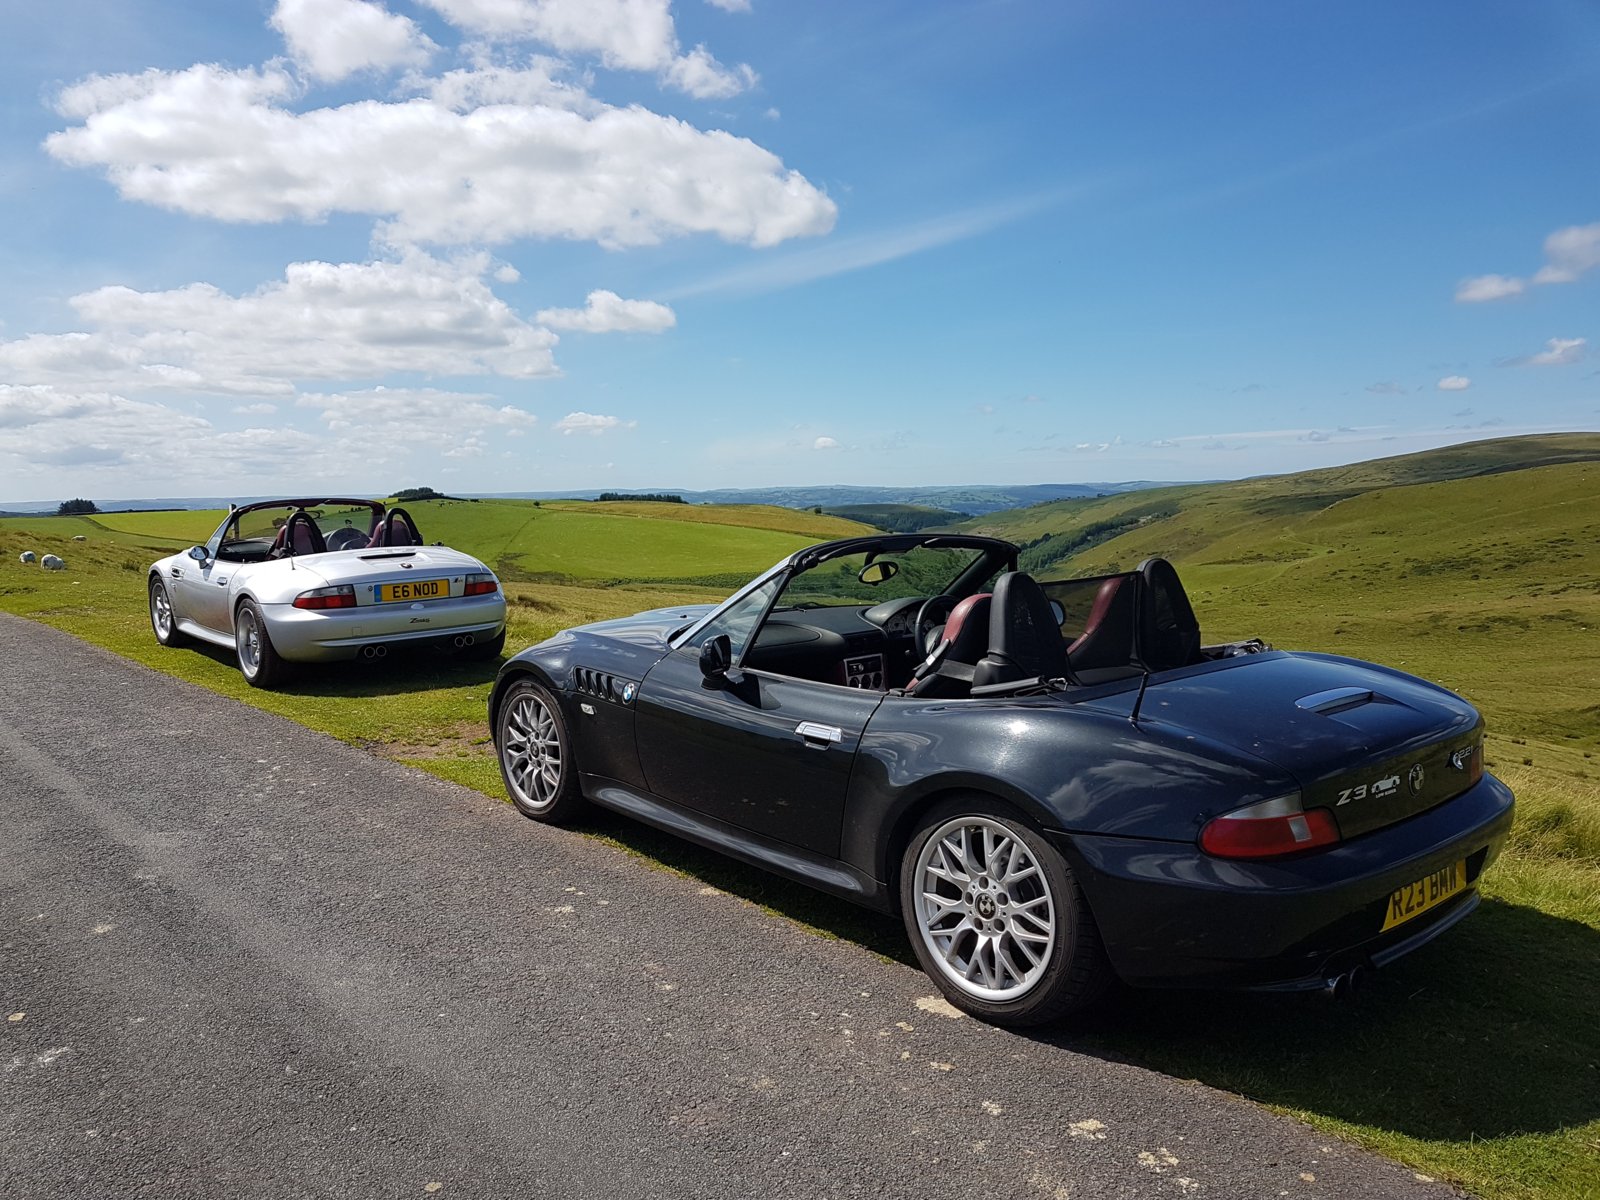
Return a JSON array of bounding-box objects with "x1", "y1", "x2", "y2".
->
[
  {"x1": 148, "y1": 498, "x2": 507, "y2": 687},
  {"x1": 489, "y1": 534, "x2": 1513, "y2": 1026}
]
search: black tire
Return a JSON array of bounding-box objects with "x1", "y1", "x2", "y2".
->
[
  {"x1": 458, "y1": 628, "x2": 507, "y2": 662},
  {"x1": 495, "y1": 677, "x2": 585, "y2": 822},
  {"x1": 148, "y1": 576, "x2": 188, "y2": 647},
  {"x1": 898, "y1": 796, "x2": 1113, "y2": 1027},
  {"x1": 234, "y1": 598, "x2": 290, "y2": 688}
]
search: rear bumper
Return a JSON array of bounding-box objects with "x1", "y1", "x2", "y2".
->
[
  {"x1": 1058, "y1": 773, "x2": 1515, "y2": 990},
  {"x1": 261, "y1": 596, "x2": 507, "y2": 662}
]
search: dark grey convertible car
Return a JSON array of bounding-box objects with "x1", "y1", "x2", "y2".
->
[{"x1": 489, "y1": 534, "x2": 1513, "y2": 1026}]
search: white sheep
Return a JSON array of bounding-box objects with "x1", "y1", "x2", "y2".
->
[
  {"x1": 72, "y1": 534, "x2": 87, "y2": 542},
  {"x1": 19, "y1": 550, "x2": 36, "y2": 564},
  {"x1": 40, "y1": 554, "x2": 66, "y2": 571}
]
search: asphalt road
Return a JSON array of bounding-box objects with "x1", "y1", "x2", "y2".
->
[{"x1": 0, "y1": 614, "x2": 1461, "y2": 1199}]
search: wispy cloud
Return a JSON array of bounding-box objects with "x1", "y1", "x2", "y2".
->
[
  {"x1": 1499, "y1": 336, "x2": 1587, "y2": 368},
  {"x1": 663, "y1": 189, "x2": 1088, "y2": 299}
]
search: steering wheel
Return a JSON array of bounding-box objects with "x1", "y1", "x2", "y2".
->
[
  {"x1": 327, "y1": 526, "x2": 367, "y2": 552},
  {"x1": 914, "y1": 594, "x2": 956, "y2": 656}
]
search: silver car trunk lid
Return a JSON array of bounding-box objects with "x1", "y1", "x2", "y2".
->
[{"x1": 315, "y1": 547, "x2": 489, "y2": 604}]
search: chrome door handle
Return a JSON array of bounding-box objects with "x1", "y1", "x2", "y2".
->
[
  {"x1": 171, "y1": 568, "x2": 183, "y2": 579},
  {"x1": 795, "y1": 721, "x2": 843, "y2": 747}
]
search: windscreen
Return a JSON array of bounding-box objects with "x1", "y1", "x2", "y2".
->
[{"x1": 779, "y1": 545, "x2": 987, "y2": 608}]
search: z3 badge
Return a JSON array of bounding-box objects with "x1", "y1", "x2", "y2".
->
[{"x1": 1337, "y1": 772, "x2": 1401, "y2": 806}]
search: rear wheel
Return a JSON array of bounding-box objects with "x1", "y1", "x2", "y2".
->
[
  {"x1": 148, "y1": 576, "x2": 187, "y2": 647},
  {"x1": 235, "y1": 598, "x2": 289, "y2": 688},
  {"x1": 496, "y1": 678, "x2": 585, "y2": 822},
  {"x1": 899, "y1": 798, "x2": 1112, "y2": 1026}
]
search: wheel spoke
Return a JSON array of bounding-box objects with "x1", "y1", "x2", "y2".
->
[{"x1": 913, "y1": 814, "x2": 1059, "y2": 1004}]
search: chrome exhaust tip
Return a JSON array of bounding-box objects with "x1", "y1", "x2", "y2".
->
[
  {"x1": 362, "y1": 644, "x2": 387, "y2": 659},
  {"x1": 1321, "y1": 965, "x2": 1367, "y2": 1002}
]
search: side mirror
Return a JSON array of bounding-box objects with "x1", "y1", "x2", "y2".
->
[
  {"x1": 1048, "y1": 599, "x2": 1066, "y2": 626},
  {"x1": 698, "y1": 633, "x2": 732, "y2": 681},
  {"x1": 187, "y1": 545, "x2": 210, "y2": 563}
]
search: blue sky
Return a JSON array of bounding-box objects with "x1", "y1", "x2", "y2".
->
[{"x1": 2, "y1": 0, "x2": 1596, "y2": 502}]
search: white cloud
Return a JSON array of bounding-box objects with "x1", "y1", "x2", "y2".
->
[
  {"x1": 0, "y1": 251, "x2": 557, "y2": 394},
  {"x1": 1454, "y1": 274, "x2": 1524, "y2": 303},
  {"x1": 415, "y1": 0, "x2": 756, "y2": 97},
  {"x1": 553, "y1": 410, "x2": 636, "y2": 435},
  {"x1": 233, "y1": 402, "x2": 279, "y2": 415},
  {"x1": 1531, "y1": 222, "x2": 1600, "y2": 285},
  {"x1": 1455, "y1": 220, "x2": 1600, "y2": 300},
  {"x1": 812, "y1": 435, "x2": 840, "y2": 450},
  {"x1": 272, "y1": 0, "x2": 436, "y2": 83},
  {"x1": 1436, "y1": 375, "x2": 1471, "y2": 391},
  {"x1": 536, "y1": 289, "x2": 675, "y2": 333},
  {"x1": 46, "y1": 63, "x2": 833, "y2": 249},
  {"x1": 662, "y1": 45, "x2": 756, "y2": 99},
  {"x1": 1505, "y1": 336, "x2": 1587, "y2": 368},
  {"x1": 0, "y1": 384, "x2": 332, "y2": 484},
  {"x1": 705, "y1": 0, "x2": 751, "y2": 10},
  {"x1": 297, "y1": 387, "x2": 537, "y2": 440}
]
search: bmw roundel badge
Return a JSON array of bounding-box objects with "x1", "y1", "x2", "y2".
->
[{"x1": 621, "y1": 681, "x2": 637, "y2": 704}]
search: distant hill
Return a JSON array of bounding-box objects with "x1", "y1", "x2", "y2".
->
[
  {"x1": 821, "y1": 503, "x2": 969, "y2": 532},
  {"x1": 962, "y1": 432, "x2": 1600, "y2": 574},
  {"x1": 472, "y1": 481, "x2": 1179, "y2": 516}
]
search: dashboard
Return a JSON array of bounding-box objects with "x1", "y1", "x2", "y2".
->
[{"x1": 744, "y1": 596, "x2": 930, "y2": 690}]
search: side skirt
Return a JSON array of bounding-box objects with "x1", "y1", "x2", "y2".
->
[
  {"x1": 582, "y1": 775, "x2": 893, "y2": 913},
  {"x1": 175, "y1": 618, "x2": 235, "y2": 650}
]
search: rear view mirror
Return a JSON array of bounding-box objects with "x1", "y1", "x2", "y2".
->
[
  {"x1": 858, "y1": 560, "x2": 899, "y2": 585},
  {"x1": 699, "y1": 633, "x2": 732, "y2": 681}
]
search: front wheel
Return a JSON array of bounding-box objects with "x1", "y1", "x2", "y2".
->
[
  {"x1": 235, "y1": 598, "x2": 289, "y2": 688},
  {"x1": 148, "y1": 576, "x2": 188, "y2": 647},
  {"x1": 496, "y1": 678, "x2": 585, "y2": 822},
  {"x1": 899, "y1": 799, "x2": 1113, "y2": 1026}
]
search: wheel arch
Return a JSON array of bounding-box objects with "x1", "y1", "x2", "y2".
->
[
  {"x1": 873, "y1": 775, "x2": 1069, "y2": 916},
  {"x1": 488, "y1": 660, "x2": 564, "y2": 740}
]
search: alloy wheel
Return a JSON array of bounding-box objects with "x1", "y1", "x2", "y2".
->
[
  {"x1": 502, "y1": 691, "x2": 564, "y2": 810},
  {"x1": 912, "y1": 815, "x2": 1057, "y2": 1002}
]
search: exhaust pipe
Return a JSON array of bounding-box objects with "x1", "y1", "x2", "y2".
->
[
  {"x1": 452, "y1": 634, "x2": 475, "y2": 648},
  {"x1": 360, "y1": 644, "x2": 388, "y2": 660},
  {"x1": 1320, "y1": 964, "x2": 1366, "y2": 1002}
]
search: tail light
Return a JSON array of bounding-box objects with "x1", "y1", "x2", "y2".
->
[
  {"x1": 464, "y1": 572, "x2": 499, "y2": 597},
  {"x1": 1200, "y1": 793, "x2": 1341, "y2": 859},
  {"x1": 293, "y1": 584, "x2": 357, "y2": 610}
]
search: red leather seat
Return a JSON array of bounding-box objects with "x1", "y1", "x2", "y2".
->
[{"x1": 906, "y1": 592, "x2": 992, "y2": 697}]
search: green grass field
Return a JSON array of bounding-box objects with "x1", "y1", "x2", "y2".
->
[{"x1": 3, "y1": 441, "x2": 1598, "y2": 1199}]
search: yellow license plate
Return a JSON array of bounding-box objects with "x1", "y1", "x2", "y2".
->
[
  {"x1": 1381, "y1": 859, "x2": 1468, "y2": 932},
  {"x1": 377, "y1": 578, "x2": 449, "y2": 603}
]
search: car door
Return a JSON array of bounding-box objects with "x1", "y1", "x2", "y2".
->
[
  {"x1": 633, "y1": 644, "x2": 883, "y2": 859},
  {"x1": 169, "y1": 546, "x2": 236, "y2": 634}
]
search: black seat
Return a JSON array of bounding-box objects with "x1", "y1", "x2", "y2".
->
[
  {"x1": 370, "y1": 506, "x2": 422, "y2": 548},
  {"x1": 906, "y1": 592, "x2": 992, "y2": 698},
  {"x1": 270, "y1": 510, "x2": 326, "y2": 558},
  {"x1": 972, "y1": 572, "x2": 1071, "y2": 690},
  {"x1": 1136, "y1": 556, "x2": 1202, "y2": 672}
]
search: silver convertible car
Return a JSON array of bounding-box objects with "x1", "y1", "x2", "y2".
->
[{"x1": 147, "y1": 498, "x2": 507, "y2": 687}]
